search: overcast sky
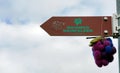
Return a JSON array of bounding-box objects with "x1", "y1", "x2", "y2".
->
[{"x1": 0, "y1": 0, "x2": 119, "y2": 73}]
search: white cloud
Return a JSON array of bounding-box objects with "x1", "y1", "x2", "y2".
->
[
  {"x1": 0, "y1": 0, "x2": 116, "y2": 24},
  {"x1": 0, "y1": 22, "x2": 118, "y2": 73},
  {"x1": 0, "y1": 0, "x2": 82, "y2": 23}
]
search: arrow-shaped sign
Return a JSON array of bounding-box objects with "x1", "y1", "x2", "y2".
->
[{"x1": 40, "y1": 16, "x2": 112, "y2": 36}]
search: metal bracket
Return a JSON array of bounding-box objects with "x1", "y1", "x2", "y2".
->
[
  {"x1": 112, "y1": 14, "x2": 120, "y2": 38},
  {"x1": 86, "y1": 14, "x2": 120, "y2": 39},
  {"x1": 117, "y1": 26, "x2": 120, "y2": 30},
  {"x1": 116, "y1": 14, "x2": 120, "y2": 19}
]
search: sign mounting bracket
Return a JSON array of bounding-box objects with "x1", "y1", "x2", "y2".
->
[
  {"x1": 112, "y1": 14, "x2": 120, "y2": 38},
  {"x1": 116, "y1": 14, "x2": 120, "y2": 19}
]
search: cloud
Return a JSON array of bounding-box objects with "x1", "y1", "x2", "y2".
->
[
  {"x1": 0, "y1": 0, "x2": 116, "y2": 24},
  {"x1": 0, "y1": 22, "x2": 118, "y2": 73},
  {"x1": 0, "y1": 0, "x2": 82, "y2": 24}
]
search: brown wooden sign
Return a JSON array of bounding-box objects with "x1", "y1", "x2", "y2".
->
[{"x1": 40, "y1": 16, "x2": 112, "y2": 36}]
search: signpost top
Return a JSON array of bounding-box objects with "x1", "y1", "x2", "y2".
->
[{"x1": 40, "y1": 16, "x2": 112, "y2": 36}]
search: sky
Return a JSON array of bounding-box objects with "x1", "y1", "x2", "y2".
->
[{"x1": 0, "y1": 0, "x2": 119, "y2": 73}]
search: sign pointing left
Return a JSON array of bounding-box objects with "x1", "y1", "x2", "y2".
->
[{"x1": 40, "y1": 16, "x2": 112, "y2": 36}]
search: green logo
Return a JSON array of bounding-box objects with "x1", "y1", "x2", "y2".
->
[{"x1": 74, "y1": 18, "x2": 82, "y2": 26}]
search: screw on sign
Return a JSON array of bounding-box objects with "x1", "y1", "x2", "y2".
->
[{"x1": 89, "y1": 37, "x2": 116, "y2": 67}]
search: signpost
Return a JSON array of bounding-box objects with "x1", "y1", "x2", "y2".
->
[
  {"x1": 117, "y1": 0, "x2": 120, "y2": 73},
  {"x1": 41, "y1": 16, "x2": 112, "y2": 36}
]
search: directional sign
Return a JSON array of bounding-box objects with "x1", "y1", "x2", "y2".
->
[{"x1": 40, "y1": 16, "x2": 112, "y2": 36}]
